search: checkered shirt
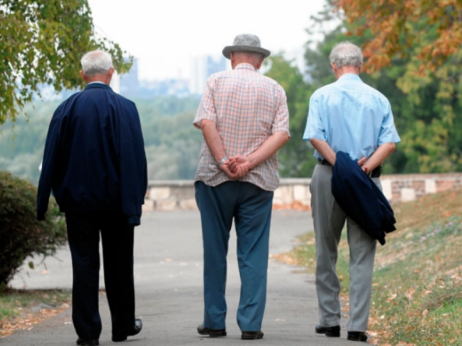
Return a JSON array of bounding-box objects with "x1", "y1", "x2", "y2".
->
[{"x1": 193, "y1": 63, "x2": 290, "y2": 191}]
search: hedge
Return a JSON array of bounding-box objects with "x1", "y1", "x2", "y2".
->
[{"x1": 0, "y1": 171, "x2": 67, "y2": 286}]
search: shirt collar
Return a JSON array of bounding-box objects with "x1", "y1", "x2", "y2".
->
[
  {"x1": 235, "y1": 63, "x2": 256, "y2": 71},
  {"x1": 338, "y1": 73, "x2": 362, "y2": 82},
  {"x1": 88, "y1": 81, "x2": 106, "y2": 85}
]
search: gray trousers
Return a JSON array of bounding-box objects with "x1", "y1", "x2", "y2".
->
[{"x1": 310, "y1": 163, "x2": 380, "y2": 332}]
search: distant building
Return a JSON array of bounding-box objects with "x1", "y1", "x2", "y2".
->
[
  {"x1": 138, "y1": 79, "x2": 191, "y2": 98},
  {"x1": 119, "y1": 58, "x2": 140, "y2": 98},
  {"x1": 190, "y1": 55, "x2": 227, "y2": 94}
]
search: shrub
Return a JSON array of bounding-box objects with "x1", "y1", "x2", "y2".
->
[{"x1": 0, "y1": 171, "x2": 67, "y2": 286}]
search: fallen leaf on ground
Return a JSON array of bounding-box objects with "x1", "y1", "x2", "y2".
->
[{"x1": 0, "y1": 304, "x2": 70, "y2": 338}]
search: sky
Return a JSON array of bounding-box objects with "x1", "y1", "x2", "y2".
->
[{"x1": 87, "y1": 0, "x2": 327, "y2": 81}]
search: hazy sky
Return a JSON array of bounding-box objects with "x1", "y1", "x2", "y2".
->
[{"x1": 87, "y1": 0, "x2": 326, "y2": 81}]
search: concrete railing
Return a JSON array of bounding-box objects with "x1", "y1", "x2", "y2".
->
[{"x1": 143, "y1": 174, "x2": 462, "y2": 211}]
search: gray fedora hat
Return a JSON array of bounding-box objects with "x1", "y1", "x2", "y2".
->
[{"x1": 222, "y1": 34, "x2": 271, "y2": 59}]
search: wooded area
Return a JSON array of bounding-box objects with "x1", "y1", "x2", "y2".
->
[
  {"x1": 1, "y1": 0, "x2": 461, "y2": 182},
  {"x1": 0, "y1": 97, "x2": 202, "y2": 184}
]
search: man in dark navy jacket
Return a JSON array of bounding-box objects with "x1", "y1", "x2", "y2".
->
[
  {"x1": 303, "y1": 42, "x2": 400, "y2": 343},
  {"x1": 37, "y1": 50, "x2": 147, "y2": 346}
]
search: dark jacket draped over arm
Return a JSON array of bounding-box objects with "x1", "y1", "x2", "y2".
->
[{"x1": 331, "y1": 151, "x2": 396, "y2": 245}]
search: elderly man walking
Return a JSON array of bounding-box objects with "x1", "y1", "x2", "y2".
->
[
  {"x1": 193, "y1": 34, "x2": 290, "y2": 340},
  {"x1": 37, "y1": 51, "x2": 147, "y2": 346},
  {"x1": 303, "y1": 42, "x2": 400, "y2": 342}
]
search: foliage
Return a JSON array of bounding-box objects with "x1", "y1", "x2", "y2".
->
[
  {"x1": 304, "y1": 1, "x2": 462, "y2": 173},
  {"x1": 335, "y1": 0, "x2": 462, "y2": 74},
  {"x1": 0, "y1": 171, "x2": 67, "y2": 286},
  {"x1": 0, "y1": 0, "x2": 131, "y2": 125},
  {"x1": 0, "y1": 97, "x2": 202, "y2": 183},
  {"x1": 265, "y1": 55, "x2": 317, "y2": 177},
  {"x1": 136, "y1": 95, "x2": 200, "y2": 118},
  {"x1": 281, "y1": 189, "x2": 462, "y2": 345},
  {"x1": 143, "y1": 109, "x2": 202, "y2": 180}
]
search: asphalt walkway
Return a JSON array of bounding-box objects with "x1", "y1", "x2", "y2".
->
[{"x1": 5, "y1": 210, "x2": 357, "y2": 345}]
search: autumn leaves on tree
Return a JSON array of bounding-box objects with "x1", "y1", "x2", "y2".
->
[
  {"x1": 336, "y1": 0, "x2": 462, "y2": 73},
  {"x1": 332, "y1": 0, "x2": 462, "y2": 173}
]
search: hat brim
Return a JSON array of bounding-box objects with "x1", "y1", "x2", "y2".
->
[{"x1": 222, "y1": 45, "x2": 271, "y2": 59}]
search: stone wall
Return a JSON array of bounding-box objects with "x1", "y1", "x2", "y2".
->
[
  {"x1": 143, "y1": 174, "x2": 462, "y2": 211},
  {"x1": 380, "y1": 173, "x2": 462, "y2": 203}
]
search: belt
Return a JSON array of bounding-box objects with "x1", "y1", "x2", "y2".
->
[
  {"x1": 318, "y1": 159, "x2": 381, "y2": 178},
  {"x1": 318, "y1": 159, "x2": 332, "y2": 166}
]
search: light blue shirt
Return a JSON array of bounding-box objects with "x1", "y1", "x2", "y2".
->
[{"x1": 303, "y1": 74, "x2": 400, "y2": 161}]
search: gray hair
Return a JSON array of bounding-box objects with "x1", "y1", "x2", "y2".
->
[
  {"x1": 329, "y1": 42, "x2": 363, "y2": 68},
  {"x1": 81, "y1": 50, "x2": 113, "y2": 76}
]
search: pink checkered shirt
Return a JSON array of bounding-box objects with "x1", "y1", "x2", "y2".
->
[{"x1": 193, "y1": 63, "x2": 290, "y2": 191}]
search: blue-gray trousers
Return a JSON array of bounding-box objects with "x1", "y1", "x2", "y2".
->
[{"x1": 195, "y1": 181, "x2": 273, "y2": 332}]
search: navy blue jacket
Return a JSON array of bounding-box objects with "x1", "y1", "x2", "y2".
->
[
  {"x1": 37, "y1": 83, "x2": 147, "y2": 226},
  {"x1": 331, "y1": 151, "x2": 396, "y2": 245}
]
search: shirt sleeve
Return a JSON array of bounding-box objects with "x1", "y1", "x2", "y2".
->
[
  {"x1": 378, "y1": 101, "x2": 401, "y2": 145},
  {"x1": 193, "y1": 76, "x2": 217, "y2": 129},
  {"x1": 271, "y1": 85, "x2": 290, "y2": 136},
  {"x1": 303, "y1": 92, "x2": 326, "y2": 141}
]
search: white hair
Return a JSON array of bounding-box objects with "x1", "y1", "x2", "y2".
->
[
  {"x1": 80, "y1": 50, "x2": 113, "y2": 76},
  {"x1": 329, "y1": 42, "x2": 363, "y2": 68}
]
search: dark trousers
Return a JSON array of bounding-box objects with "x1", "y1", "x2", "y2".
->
[
  {"x1": 65, "y1": 211, "x2": 135, "y2": 340},
  {"x1": 195, "y1": 181, "x2": 274, "y2": 332}
]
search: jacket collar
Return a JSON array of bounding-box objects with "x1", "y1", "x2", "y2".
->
[{"x1": 84, "y1": 83, "x2": 112, "y2": 91}]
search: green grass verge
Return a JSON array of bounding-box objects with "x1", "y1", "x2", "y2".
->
[{"x1": 286, "y1": 190, "x2": 462, "y2": 345}]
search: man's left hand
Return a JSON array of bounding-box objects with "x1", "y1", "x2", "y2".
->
[
  {"x1": 219, "y1": 162, "x2": 241, "y2": 180},
  {"x1": 227, "y1": 155, "x2": 251, "y2": 178}
]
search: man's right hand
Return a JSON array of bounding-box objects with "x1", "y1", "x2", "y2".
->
[{"x1": 358, "y1": 157, "x2": 366, "y2": 167}]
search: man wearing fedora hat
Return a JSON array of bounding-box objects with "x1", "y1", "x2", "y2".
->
[{"x1": 193, "y1": 34, "x2": 290, "y2": 340}]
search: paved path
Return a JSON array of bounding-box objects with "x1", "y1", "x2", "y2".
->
[{"x1": 4, "y1": 210, "x2": 354, "y2": 345}]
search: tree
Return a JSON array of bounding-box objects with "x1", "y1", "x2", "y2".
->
[
  {"x1": 335, "y1": 0, "x2": 462, "y2": 74},
  {"x1": 304, "y1": 1, "x2": 462, "y2": 173},
  {"x1": 0, "y1": 0, "x2": 131, "y2": 125},
  {"x1": 265, "y1": 55, "x2": 316, "y2": 177}
]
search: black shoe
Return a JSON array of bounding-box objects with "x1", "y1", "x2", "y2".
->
[
  {"x1": 197, "y1": 324, "x2": 227, "y2": 337},
  {"x1": 241, "y1": 331, "x2": 264, "y2": 340},
  {"x1": 347, "y1": 331, "x2": 368, "y2": 342},
  {"x1": 76, "y1": 338, "x2": 99, "y2": 346},
  {"x1": 315, "y1": 324, "x2": 340, "y2": 337},
  {"x1": 112, "y1": 318, "x2": 143, "y2": 342}
]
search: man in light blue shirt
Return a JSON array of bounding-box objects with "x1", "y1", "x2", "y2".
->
[{"x1": 303, "y1": 42, "x2": 400, "y2": 342}]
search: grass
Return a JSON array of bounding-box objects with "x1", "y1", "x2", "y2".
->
[
  {"x1": 0, "y1": 289, "x2": 71, "y2": 338},
  {"x1": 282, "y1": 189, "x2": 462, "y2": 345}
]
